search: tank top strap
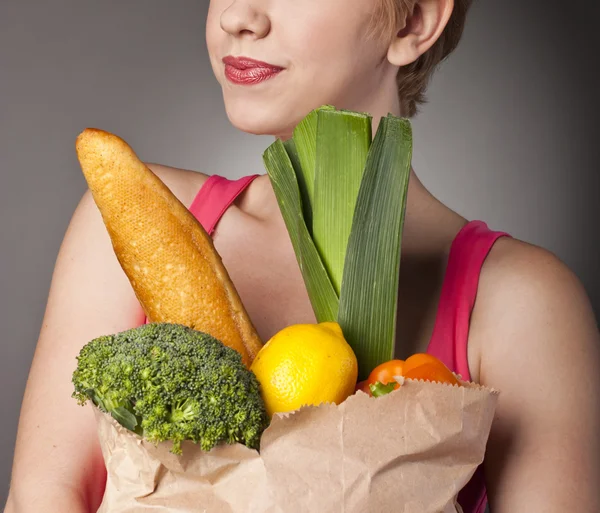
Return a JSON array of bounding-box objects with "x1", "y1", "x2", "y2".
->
[
  {"x1": 189, "y1": 174, "x2": 260, "y2": 235},
  {"x1": 426, "y1": 220, "x2": 511, "y2": 513},
  {"x1": 427, "y1": 220, "x2": 511, "y2": 381}
]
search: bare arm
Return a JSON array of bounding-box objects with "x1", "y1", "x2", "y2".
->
[
  {"x1": 470, "y1": 240, "x2": 600, "y2": 512},
  {"x1": 4, "y1": 164, "x2": 206, "y2": 513},
  {"x1": 5, "y1": 190, "x2": 146, "y2": 512}
]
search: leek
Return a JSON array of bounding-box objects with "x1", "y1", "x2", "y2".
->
[
  {"x1": 290, "y1": 105, "x2": 335, "y2": 233},
  {"x1": 312, "y1": 109, "x2": 372, "y2": 295},
  {"x1": 263, "y1": 140, "x2": 339, "y2": 322},
  {"x1": 262, "y1": 107, "x2": 412, "y2": 380},
  {"x1": 282, "y1": 138, "x2": 310, "y2": 229},
  {"x1": 338, "y1": 115, "x2": 412, "y2": 380}
]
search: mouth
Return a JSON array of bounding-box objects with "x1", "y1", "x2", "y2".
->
[{"x1": 222, "y1": 56, "x2": 284, "y2": 85}]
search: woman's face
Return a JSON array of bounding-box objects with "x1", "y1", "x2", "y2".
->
[{"x1": 206, "y1": 0, "x2": 399, "y2": 138}]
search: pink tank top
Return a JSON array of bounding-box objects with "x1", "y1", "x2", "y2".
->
[{"x1": 182, "y1": 173, "x2": 509, "y2": 513}]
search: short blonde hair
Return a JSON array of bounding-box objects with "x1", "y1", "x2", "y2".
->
[{"x1": 371, "y1": 0, "x2": 473, "y2": 117}]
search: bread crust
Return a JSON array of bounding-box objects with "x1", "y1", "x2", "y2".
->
[{"x1": 75, "y1": 128, "x2": 263, "y2": 365}]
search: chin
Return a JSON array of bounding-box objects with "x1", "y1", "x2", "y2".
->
[{"x1": 223, "y1": 97, "x2": 298, "y2": 139}]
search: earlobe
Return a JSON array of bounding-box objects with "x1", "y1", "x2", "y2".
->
[
  {"x1": 387, "y1": 0, "x2": 454, "y2": 67},
  {"x1": 387, "y1": 35, "x2": 420, "y2": 68}
]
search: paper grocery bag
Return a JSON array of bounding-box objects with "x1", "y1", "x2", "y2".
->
[{"x1": 94, "y1": 379, "x2": 498, "y2": 513}]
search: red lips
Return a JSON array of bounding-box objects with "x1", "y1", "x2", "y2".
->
[{"x1": 222, "y1": 56, "x2": 283, "y2": 85}]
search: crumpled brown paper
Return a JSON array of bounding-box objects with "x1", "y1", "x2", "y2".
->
[{"x1": 94, "y1": 378, "x2": 498, "y2": 513}]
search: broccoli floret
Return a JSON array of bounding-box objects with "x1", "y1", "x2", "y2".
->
[{"x1": 72, "y1": 323, "x2": 268, "y2": 454}]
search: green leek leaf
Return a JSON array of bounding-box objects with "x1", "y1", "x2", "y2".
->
[
  {"x1": 291, "y1": 105, "x2": 335, "y2": 233},
  {"x1": 282, "y1": 138, "x2": 312, "y2": 228},
  {"x1": 312, "y1": 109, "x2": 372, "y2": 295},
  {"x1": 263, "y1": 139, "x2": 339, "y2": 322},
  {"x1": 338, "y1": 115, "x2": 412, "y2": 380}
]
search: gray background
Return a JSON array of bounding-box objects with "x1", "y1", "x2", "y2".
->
[{"x1": 1, "y1": 0, "x2": 598, "y2": 503}]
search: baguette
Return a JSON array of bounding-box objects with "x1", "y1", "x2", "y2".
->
[{"x1": 75, "y1": 128, "x2": 263, "y2": 366}]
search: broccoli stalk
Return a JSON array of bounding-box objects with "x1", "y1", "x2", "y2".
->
[{"x1": 72, "y1": 323, "x2": 268, "y2": 454}]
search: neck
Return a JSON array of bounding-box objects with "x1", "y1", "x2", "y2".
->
[
  {"x1": 358, "y1": 83, "x2": 403, "y2": 133},
  {"x1": 252, "y1": 164, "x2": 465, "y2": 263},
  {"x1": 261, "y1": 90, "x2": 465, "y2": 254},
  {"x1": 345, "y1": 62, "x2": 405, "y2": 128},
  {"x1": 402, "y1": 169, "x2": 467, "y2": 255},
  {"x1": 276, "y1": 74, "x2": 403, "y2": 141}
]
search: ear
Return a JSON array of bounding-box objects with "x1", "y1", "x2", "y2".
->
[{"x1": 387, "y1": 0, "x2": 454, "y2": 67}]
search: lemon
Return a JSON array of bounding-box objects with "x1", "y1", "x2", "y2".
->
[{"x1": 250, "y1": 322, "x2": 358, "y2": 417}]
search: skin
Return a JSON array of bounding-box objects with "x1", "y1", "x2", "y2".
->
[{"x1": 5, "y1": 1, "x2": 600, "y2": 512}]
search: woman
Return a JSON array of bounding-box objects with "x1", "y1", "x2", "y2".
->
[{"x1": 5, "y1": 0, "x2": 600, "y2": 512}]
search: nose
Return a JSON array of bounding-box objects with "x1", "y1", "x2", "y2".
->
[{"x1": 220, "y1": 1, "x2": 270, "y2": 39}]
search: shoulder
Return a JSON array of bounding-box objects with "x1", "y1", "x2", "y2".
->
[
  {"x1": 476, "y1": 236, "x2": 593, "y2": 329},
  {"x1": 469, "y1": 235, "x2": 599, "y2": 384},
  {"x1": 71, "y1": 162, "x2": 209, "y2": 272},
  {"x1": 77, "y1": 162, "x2": 209, "y2": 218},
  {"x1": 478, "y1": 236, "x2": 586, "y2": 308},
  {"x1": 469, "y1": 237, "x2": 600, "y2": 510},
  {"x1": 144, "y1": 162, "x2": 209, "y2": 209}
]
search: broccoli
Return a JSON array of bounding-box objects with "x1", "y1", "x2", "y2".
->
[{"x1": 72, "y1": 322, "x2": 268, "y2": 454}]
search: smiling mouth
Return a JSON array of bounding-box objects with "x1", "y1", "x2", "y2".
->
[{"x1": 222, "y1": 56, "x2": 283, "y2": 85}]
